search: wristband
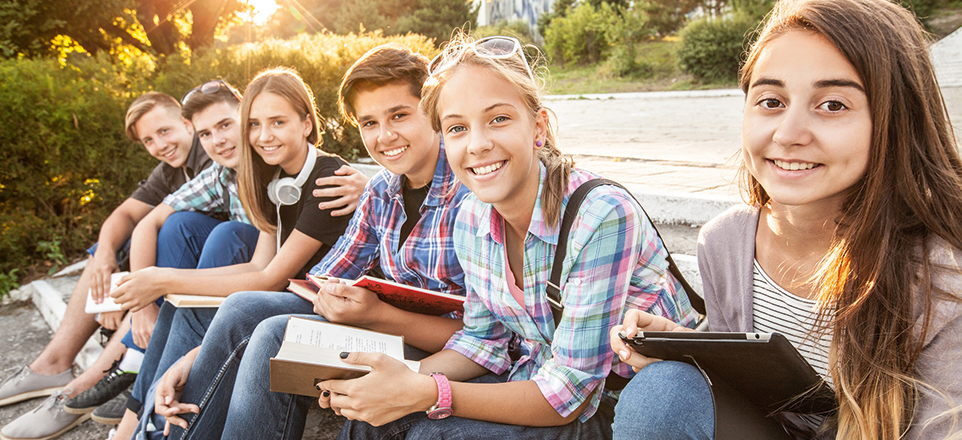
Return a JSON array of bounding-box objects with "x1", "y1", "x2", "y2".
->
[{"x1": 426, "y1": 373, "x2": 453, "y2": 420}]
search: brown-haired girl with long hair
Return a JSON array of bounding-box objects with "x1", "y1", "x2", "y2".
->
[
  {"x1": 312, "y1": 33, "x2": 698, "y2": 439},
  {"x1": 610, "y1": 0, "x2": 962, "y2": 439}
]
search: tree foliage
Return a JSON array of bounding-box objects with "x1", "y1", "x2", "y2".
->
[
  {"x1": 268, "y1": 0, "x2": 476, "y2": 45},
  {"x1": 0, "y1": 0, "x2": 245, "y2": 58}
]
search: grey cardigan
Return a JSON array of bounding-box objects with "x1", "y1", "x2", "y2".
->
[{"x1": 697, "y1": 205, "x2": 962, "y2": 439}]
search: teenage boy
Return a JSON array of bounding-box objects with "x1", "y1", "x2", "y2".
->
[
  {"x1": 0, "y1": 92, "x2": 211, "y2": 440},
  {"x1": 141, "y1": 43, "x2": 472, "y2": 440}
]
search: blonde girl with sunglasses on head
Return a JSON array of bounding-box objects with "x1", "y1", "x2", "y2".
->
[
  {"x1": 609, "y1": 1, "x2": 962, "y2": 439},
  {"x1": 314, "y1": 33, "x2": 698, "y2": 439}
]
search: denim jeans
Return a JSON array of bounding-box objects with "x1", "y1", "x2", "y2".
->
[
  {"x1": 125, "y1": 212, "x2": 258, "y2": 410},
  {"x1": 338, "y1": 372, "x2": 614, "y2": 440},
  {"x1": 611, "y1": 361, "x2": 714, "y2": 440},
  {"x1": 161, "y1": 295, "x2": 436, "y2": 440},
  {"x1": 150, "y1": 291, "x2": 316, "y2": 440},
  {"x1": 120, "y1": 212, "x2": 258, "y2": 353}
]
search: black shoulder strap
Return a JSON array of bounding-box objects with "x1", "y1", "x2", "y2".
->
[{"x1": 545, "y1": 179, "x2": 707, "y2": 327}]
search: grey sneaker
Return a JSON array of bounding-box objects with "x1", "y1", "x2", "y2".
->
[
  {"x1": 0, "y1": 389, "x2": 90, "y2": 440},
  {"x1": 0, "y1": 366, "x2": 73, "y2": 407}
]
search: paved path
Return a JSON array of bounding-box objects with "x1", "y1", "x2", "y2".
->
[{"x1": 548, "y1": 87, "x2": 962, "y2": 200}]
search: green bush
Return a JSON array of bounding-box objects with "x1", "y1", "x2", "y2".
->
[
  {"x1": 0, "y1": 54, "x2": 156, "y2": 275},
  {"x1": 0, "y1": 32, "x2": 436, "y2": 276},
  {"x1": 544, "y1": 3, "x2": 614, "y2": 67},
  {"x1": 677, "y1": 16, "x2": 758, "y2": 83}
]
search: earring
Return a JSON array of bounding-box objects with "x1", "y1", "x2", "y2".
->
[{"x1": 536, "y1": 140, "x2": 543, "y2": 147}]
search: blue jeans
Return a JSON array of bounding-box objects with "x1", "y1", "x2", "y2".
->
[
  {"x1": 121, "y1": 212, "x2": 258, "y2": 353},
  {"x1": 611, "y1": 361, "x2": 714, "y2": 440},
  {"x1": 338, "y1": 372, "x2": 614, "y2": 440},
  {"x1": 147, "y1": 291, "x2": 316, "y2": 440},
  {"x1": 161, "y1": 293, "x2": 435, "y2": 440},
  {"x1": 125, "y1": 213, "x2": 258, "y2": 410}
]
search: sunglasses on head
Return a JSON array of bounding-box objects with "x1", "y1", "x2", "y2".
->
[
  {"x1": 428, "y1": 36, "x2": 534, "y2": 80},
  {"x1": 181, "y1": 79, "x2": 239, "y2": 105}
]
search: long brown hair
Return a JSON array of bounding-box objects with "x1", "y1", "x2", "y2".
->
[
  {"x1": 420, "y1": 32, "x2": 573, "y2": 226},
  {"x1": 238, "y1": 67, "x2": 323, "y2": 234},
  {"x1": 739, "y1": 0, "x2": 962, "y2": 438}
]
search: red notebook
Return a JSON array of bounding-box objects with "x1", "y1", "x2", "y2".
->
[{"x1": 291, "y1": 274, "x2": 464, "y2": 316}]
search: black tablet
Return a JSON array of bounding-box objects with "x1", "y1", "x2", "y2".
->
[{"x1": 621, "y1": 331, "x2": 837, "y2": 415}]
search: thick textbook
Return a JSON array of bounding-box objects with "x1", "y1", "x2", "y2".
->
[{"x1": 269, "y1": 316, "x2": 420, "y2": 397}]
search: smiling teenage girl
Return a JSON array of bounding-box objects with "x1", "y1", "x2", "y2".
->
[
  {"x1": 315, "y1": 34, "x2": 697, "y2": 439},
  {"x1": 609, "y1": 1, "x2": 962, "y2": 439}
]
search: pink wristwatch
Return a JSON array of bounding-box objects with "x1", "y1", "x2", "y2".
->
[{"x1": 427, "y1": 373, "x2": 453, "y2": 420}]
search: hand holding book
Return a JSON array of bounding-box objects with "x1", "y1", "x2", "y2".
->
[
  {"x1": 315, "y1": 351, "x2": 435, "y2": 425},
  {"x1": 310, "y1": 276, "x2": 392, "y2": 329}
]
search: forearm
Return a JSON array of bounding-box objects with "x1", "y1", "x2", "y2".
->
[
  {"x1": 365, "y1": 308, "x2": 463, "y2": 353},
  {"x1": 96, "y1": 198, "x2": 154, "y2": 261},
  {"x1": 129, "y1": 208, "x2": 172, "y2": 271},
  {"x1": 417, "y1": 349, "x2": 490, "y2": 382},
  {"x1": 96, "y1": 212, "x2": 138, "y2": 259},
  {"x1": 157, "y1": 262, "x2": 288, "y2": 297},
  {"x1": 408, "y1": 358, "x2": 586, "y2": 426}
]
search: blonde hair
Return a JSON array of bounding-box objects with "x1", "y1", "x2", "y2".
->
[
  {"x1": 237, "y1": 67, "x2": 324, "y2": 234},
  {"x1": 420, "y1": 32, "x2": 573, "y2": 225},
  {"x1": 124, "y1": 92, "x2": 182, "y2": 142},
  {"x1": 740, "y1": 1, "x2": 962, "y2": 438}
]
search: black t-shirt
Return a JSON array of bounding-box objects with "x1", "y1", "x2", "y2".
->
[
  {"x1": 130, "y1": 136, "x2": 212, "y2": 206},
  {"x1": 398, "y1": 179, "x2": 430, "y2": 251},
  {"x1": 277, "y1": 154, "x2": 352, "y2": 278}
]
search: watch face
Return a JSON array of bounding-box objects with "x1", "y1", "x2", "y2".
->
[{"x1": 427, "y1": 408, "x2": 453, "y2": 420}]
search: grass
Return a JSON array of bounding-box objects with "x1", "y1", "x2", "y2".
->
[{"x1": 545, "y1": 38, "x2": 736, "y2": 96}]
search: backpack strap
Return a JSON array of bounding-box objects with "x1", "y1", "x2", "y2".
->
[{"x1": 545, "y1": 178, "x2": 707, "y2": 328}]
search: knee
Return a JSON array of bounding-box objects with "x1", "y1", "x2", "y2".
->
[
  {"x1": 207, "y1": 221, "x2": 256, "y2": 243},
  {"x1": 157, "y1": 211, "x2": 204, "y2": 243},
  {"x1": 612, "y1": 361, "x2": 713, "y2": 439}
]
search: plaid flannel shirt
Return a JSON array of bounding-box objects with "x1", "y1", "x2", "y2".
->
[
  {"x1": 162, "y1": 163, "x2": 250, "y2": 224},
  {"x1": 445, "y1": 164, "x2": 699, "y2": 422},
  {"x1": 310, "y1": 143, "x2": 469, "y2": 296}
]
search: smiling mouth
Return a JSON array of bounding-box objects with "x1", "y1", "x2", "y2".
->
[
  {"x1": 260, "y1": 145, "x2": 280, "y2": 152},
  {"x1": 383, "y1": 146, "x2": 408, "y2": 157},
  {"x1": 219, "y1": 147, "x2": 236, "y2": 158},
  {"x1": 773, "y1": 159, "x2": 818, "y2": 171},
  {"x1": 470, "y1": 161, "x2": 505, "y2": 176},
  {"x1": 162, "y1": 149, "x2": 178, "y2": 159}
]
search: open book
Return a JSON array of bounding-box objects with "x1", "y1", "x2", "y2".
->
[
  {"x1": 84, "y1": 272, "x2": 128, "y2": 314},
  {"x1": 270, "y1": 316, "x2": 420, "y2": 397},
  {"x1": 292, "y1": 274, "x2": 464, "y2": 316}
]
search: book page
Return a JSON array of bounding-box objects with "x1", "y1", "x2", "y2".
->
[
  {"x1": 84, "y1": 272, "x2": 128, "y2": 314},
  {"x1": 283, "y1": 317, "x2": 404, "y2": 359}
]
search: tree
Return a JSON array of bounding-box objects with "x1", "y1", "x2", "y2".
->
[
  {"x1": 268, "y1": 0, "x2": 476, "y2": 45},
  {"x1": 0, "y1": 0, "x2": 244, "y2": 59},
  {"x1": 395, "y1": 0, "x2": 478, "y2": 44}
]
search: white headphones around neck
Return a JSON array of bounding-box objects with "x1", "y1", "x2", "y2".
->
[{"x1": 267, "y1": 146, "x2": 317, "y2": 206}]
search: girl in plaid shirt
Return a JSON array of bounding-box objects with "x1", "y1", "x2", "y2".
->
[{"x1": 316, "y1": 33, "x2": 696, "y2": 440}]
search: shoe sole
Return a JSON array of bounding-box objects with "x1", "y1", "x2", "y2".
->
[
  {"x1": 0, "y1": 412, "x2": 90, "y2": 440},
  {"x1": 90, "y1": 412, "x2": 123, "y2": 425},
  {"x1": 0, "y1": 387, "x2": 63, "y2": 407},
  {"x1": 62, "y1": 403, "x2": 97, "y2": 415}
]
